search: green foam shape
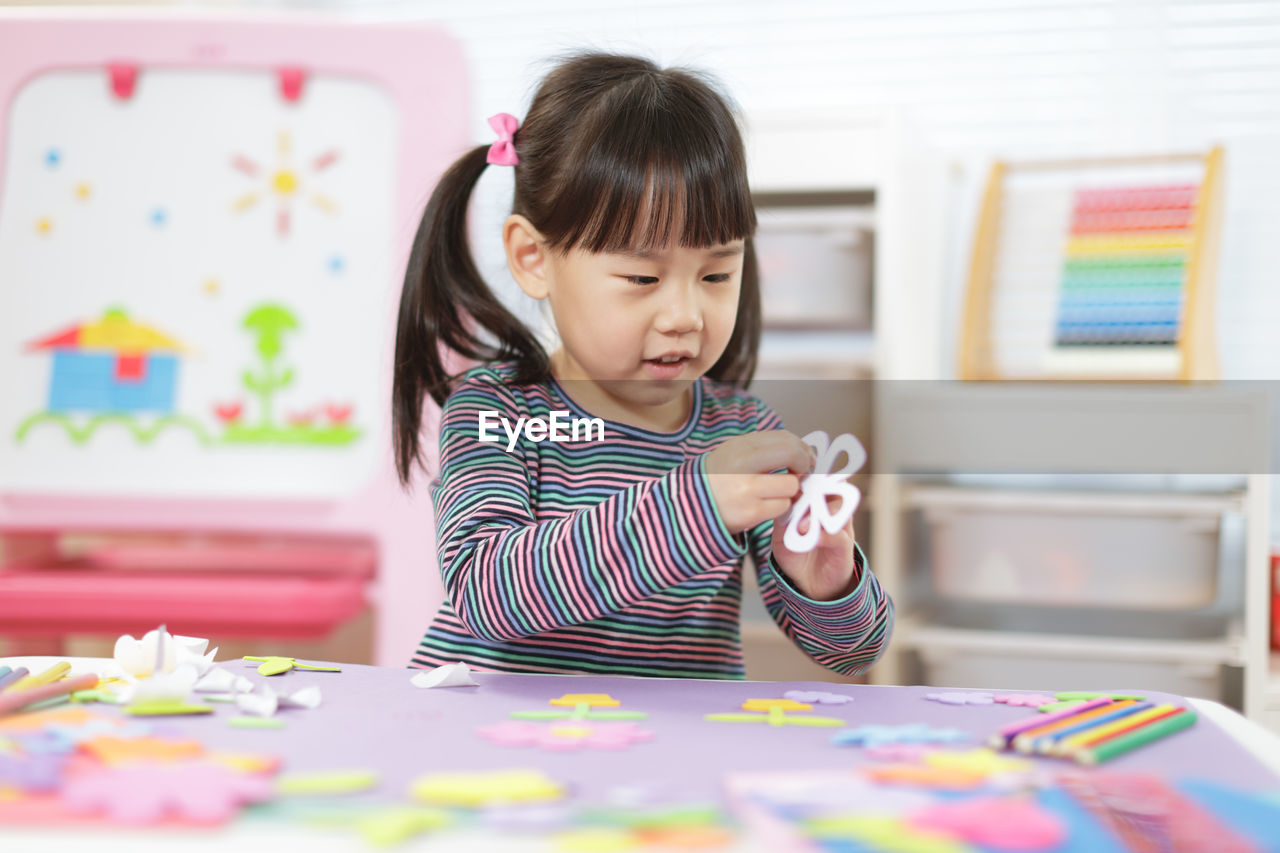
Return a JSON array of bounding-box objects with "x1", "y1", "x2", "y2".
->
[
  {"x1": 230, "y1": 716, "x2": 285, "y2": 729},
  {"x1": 125, "y1": 700, "x2": 214, "y2": 716},
  {"x1": 277, "y1": 770, "x2": 379, "y2": 796}
]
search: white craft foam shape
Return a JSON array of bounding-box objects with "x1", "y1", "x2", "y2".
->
[{"x1": 783, "y1": 431, "x2": 865, "y2": 554}]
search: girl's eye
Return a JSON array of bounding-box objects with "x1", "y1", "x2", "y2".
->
[
  {"x1": 624, "y1": 275, "x2": 659, "y2": 286},
  {"x1": 704, "y1": 274, "x2": 732, "y2": 283}
]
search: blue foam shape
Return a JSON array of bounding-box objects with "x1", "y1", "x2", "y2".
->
[
  {"x1": 1034, "y1": 786, "x2": 1129, "y2": 853},
  {"x1": 1178, "y1": 779, "x2": 1280, "y2": 851}
]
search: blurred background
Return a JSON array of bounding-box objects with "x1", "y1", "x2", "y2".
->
[{"x1": 0, "y1": 1, "x2": 1278, "y2": 731}]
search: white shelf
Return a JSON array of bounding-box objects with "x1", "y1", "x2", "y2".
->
[
  {"x1": 757, "y1": 330, "x2": 876, "y2": 378},
  {"x1": 902, "y1": 484, "x2": 1245, "y2": 518},
  {"x1": 901, "y1": 623, "x2": 1243, "y2": 667}
]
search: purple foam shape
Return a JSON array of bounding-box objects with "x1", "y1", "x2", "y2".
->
[
  {"x1": 0, "y1": 752, "x2": 68, "y2": 793},
  {"x1": 994, "y1": 693, "x2": 1058, "y2": 708},
  {"x1": 783, "y1": 690, "x2": 854, "y2": 705},
  {"x1": 925, "y1": 692, "x2": 995, "y2": 706}
]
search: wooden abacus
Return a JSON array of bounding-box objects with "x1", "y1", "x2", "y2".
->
[{"x1": 958, "y1": 148, "x2": 1223, "y2": 381}]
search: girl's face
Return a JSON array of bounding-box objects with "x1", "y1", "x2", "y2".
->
[
  {"x1": 507, "y1": 216, "x2": 745, "y2": 431},
  {"x1": 547, "y1": 240, "x2": 745, "y2": 427}
]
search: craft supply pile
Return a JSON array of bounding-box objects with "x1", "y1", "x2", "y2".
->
[{"x1": 1, "y1": 628, "x2": 1279, "y2": 851}]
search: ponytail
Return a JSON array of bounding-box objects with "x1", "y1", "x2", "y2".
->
[{"x1": 393, "y1": 145, "x2": 550, "y2": 485}]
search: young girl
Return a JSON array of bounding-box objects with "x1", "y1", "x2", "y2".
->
[{"x1": 393, "y1": 51, "x2": 892, "y2": 679}]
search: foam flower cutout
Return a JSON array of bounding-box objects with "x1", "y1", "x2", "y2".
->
[
  {"x1": 411, "y1": 769, "x2": 564, "y2": 808},
  {"x1": 113, "y1": 628, "x2": 217, "y2": 679},
  {"x1": 476, "y1": 720, "x2": 654, "y2": 752},
  {"x1": 994, "y1": 693, "x2": 1057, "y2": 708},
  {"x1": 925, "y1": 692, "x2": 995, "y2": 706},
  {"x1": 783, "y1": 690, "x2": 854, "y2": 705},
  {"x1": 121, "y1": 663, "x2": 200, "y2": 707},
  {"x1": 908, "y1": 797, "x2": 1067, "y2": 850},
  {"x1": 61, "y1": 760, "x2": 274, "y2": 824},
  {"x1": 832, "y1": 724, "x2": 971, "y2": 748},
  {"x1": 783, "y1": 430, "x2": 865, "y2": 554}
]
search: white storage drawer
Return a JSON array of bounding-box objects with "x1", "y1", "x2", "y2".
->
[
  {"x1": 917, "y1": 646, "x2": 1222, "y2": 702},
  {"x1": 916, "y1": 491, "x2": 1241, "y2": 611}
]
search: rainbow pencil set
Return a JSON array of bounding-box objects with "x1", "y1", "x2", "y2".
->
[{"x1": 990, "y1": 696, "x2": 1197, "y2": 765}]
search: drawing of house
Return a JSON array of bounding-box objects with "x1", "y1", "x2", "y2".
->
[{"x1": 25, "y1": 308, "x2": 186, "y2": 413}]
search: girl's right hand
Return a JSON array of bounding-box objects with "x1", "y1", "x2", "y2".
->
[{"x1": 703, "y1": 431, "x2": 814, "y2": 534}]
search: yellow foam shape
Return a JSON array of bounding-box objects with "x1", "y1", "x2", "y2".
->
[
  {"x1": 554, "y1": 827, "x2": 639, "y2": 852},
  {"x1": 806, "y1": 815, "x2": 973, "y2": 852},
  {"x1": 550, "y1": 694, "x2": 619, "y2": 707},
  {"x1": 277, "y1": 769, "x2": 379, "y2": 796},
  {"x1": 354, "y1": 807, "x2": 452, "y2": 847},
  {"x1": 923, "y1": 748, "x2": 1031, "y2": 776},
  {"x1": 741, "y1": 698, "x2": 811, "y2": 712},
  {"x1": 411, "y1": 769, "x2": 564, "y2": 808}
]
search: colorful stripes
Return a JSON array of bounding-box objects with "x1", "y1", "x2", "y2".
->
[
  {"x1": 411, "y1": 362, "x2": 893, "y2": 679},
  {"x1": 1054, "y1": 183, "x2": 1199, "y2": 346}
]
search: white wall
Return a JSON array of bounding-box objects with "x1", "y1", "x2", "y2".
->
[{"x1": 184, "y1": 0, "x2": 1280, "y2": 519}]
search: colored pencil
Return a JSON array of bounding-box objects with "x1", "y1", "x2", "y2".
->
[
  {"x1": 1029, "y1": 701, "x2": 1153, "y2": 753},
  {"x1": 1014, "y1": 700, "x2": 1138, "y2": 753},
  {"x1": 1057, "y1": 704, "x2": 1183, "y2": 756},
  {"x1": 9, "y1": 661, "x2": 71, "y2": 691},
  {"x1": 0, "y1": 673, "x2": 98, "y2": 717},
  {"x1": 988, "y1": 696, "x2": 1114, "y2": 749},
  {"x1": 0, "y1": 667, "x2": 26, "y2": 692},
  {"x1": 1076, "y1": 709, "x2": 1197, "y2": 765}
]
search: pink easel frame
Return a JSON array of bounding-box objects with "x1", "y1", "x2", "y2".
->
[{"x1": 0, "y1": 10, "x2": 465, "y2": 664}]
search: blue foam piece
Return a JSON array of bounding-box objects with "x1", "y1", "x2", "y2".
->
[
  {"x1": 1033, "y1": 787, "x2": 1129, "y2": 853},
  {"x1": 1178, "y1": 779, "x2": 1280, "y2": 852}
]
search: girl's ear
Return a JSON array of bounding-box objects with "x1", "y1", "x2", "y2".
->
[{"x1": 503, "y1": 214, "x2": 551, "y2": 300}]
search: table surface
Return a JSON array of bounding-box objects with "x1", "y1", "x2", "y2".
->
[{"x1": 3, "y1": 655, "x2": 1280, "y2": 852}]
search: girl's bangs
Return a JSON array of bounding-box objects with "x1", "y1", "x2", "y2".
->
[{"x1": 548, "y1": 133, "x2": 756, "y2": 256}]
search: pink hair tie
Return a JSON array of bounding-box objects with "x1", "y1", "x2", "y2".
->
[{"x1": 486, "y1": 112, "x2": 520, "y2": 166}]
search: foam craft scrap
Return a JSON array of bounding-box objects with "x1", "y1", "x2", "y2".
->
[
  {"x1": 908, "y1": 798, "x2": 1067, "y2": 850},
  {"x1": 550, "y1": 694, "x2": 620, "y2": 707},
  {"x1": 114, "y1": 628, "x2": 217, "y2": 679},
  {"x1": 60, "y1": 760, "x2": 275, "y2": 824},
  {"x1": 410, "y1": 662, "x2": 478, "y2": 689},
  {"x1": 727, "y1": 770, "x2": 933, "y2": 815},
  {"x1": 0, "y1": 752, "x2": 67, "y2": 794},
  {"x1": 194, "y1": 668, "x2": 254, "y2": 694},
  {"x1": 411, "y1": 769, "x2": 565, "y2": 808},
  {"x1": 862, "y1": 764, "x2": 989, "y2": 792},
  {"x1": 351, "y1": 807, "x2": 453, "y2": 847},
  {"x1": 803, "y1": 815, "x2": 972, "y2": 853},
  {"x1": 81, "y1": 736, "x2": 204, "y2": 765},
  {"x1": 235, "y1": 685, "x2": 322, "y2": 718},
  {"x1": 0, "y1": 708, "x2": 97, "y2": 733},
  {"x1": 994, "y1": 693, "x2": 1057, "y2": 708},
  {"x1": 553, "y1": 828, "x2": 637, "y2": 853},
  {"x1": 784, "y1": 430, "x2": 865, "y2": 554},
  {"x1": 923, "y1": 749, "x2": 1033, "y2": 777},
  {"x1": 926, "y1": 692, "x2": 995, "y2": 706},
  {"x1": 783, "y1": 690, "x2": 853, "y2": 705},
  {"x1": 832, "y1": 724, "x2": 972, "y2": 748},
  {"x1": 476, "y1": 720, "x2": 654, "y2": 752},
  {"x1": 244, "y1": 656, "x2": 342, "y2": 676},
  {"x1": 276, "y1": 769, "x2": 378, "y2": 796}
]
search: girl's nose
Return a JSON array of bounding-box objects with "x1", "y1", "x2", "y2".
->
[{"x1": 655, "y1": 283, "x2": 704, "y2": 334}]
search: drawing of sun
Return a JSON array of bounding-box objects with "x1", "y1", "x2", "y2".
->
[{"x1": 231, "y1": 130, "x2": 340, "y2": 237}]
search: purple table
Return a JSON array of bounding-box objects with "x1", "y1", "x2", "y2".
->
[{"x1": 136, "y1": 663, "x2": 1279, "y2": 807}]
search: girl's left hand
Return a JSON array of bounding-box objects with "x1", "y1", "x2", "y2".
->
[{"x1": 770, "y1": 493, "x2": 859, "y2": 601}]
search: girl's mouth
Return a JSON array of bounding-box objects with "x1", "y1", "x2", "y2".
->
[{"x1": 643, "y1": 355, "x2": 691, "y2": 379}]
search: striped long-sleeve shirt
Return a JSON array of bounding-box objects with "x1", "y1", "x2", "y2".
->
[{"x1": 410, "y1": 361, "x2": 893, "y2": 679}]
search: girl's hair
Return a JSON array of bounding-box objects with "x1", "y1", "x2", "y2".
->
[{"x1": 393, "y1": 51, "x2": 761, "y2": 485}]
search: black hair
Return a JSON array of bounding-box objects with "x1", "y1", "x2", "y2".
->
[{"x1": 393, "y1": 51, "x2": 760, "y2": 485}]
